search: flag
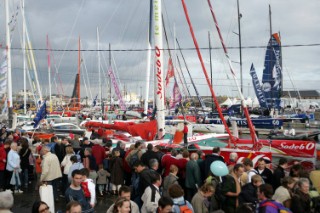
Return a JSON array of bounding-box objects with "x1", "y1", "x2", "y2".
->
[
  {"x1": 165, "y1": 58, "x2": 174, "y2": 87},
  {"x1": 33, "y1": 101, "x2": 47, "y2": 128},
  {"x1": 92, "y1": 95, "x2": 98, "y2": 107},
  {"x1": 169, "y1": 80, "x2": 182, "y2": 109}
]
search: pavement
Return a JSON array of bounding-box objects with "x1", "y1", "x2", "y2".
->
[{"x1": 11, "y1": 183, "x2": 116, "y2": 212}]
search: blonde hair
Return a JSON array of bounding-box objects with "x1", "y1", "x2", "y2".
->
[{"x1": 65, "y1": 146, "x2": 74, "y2": 154}]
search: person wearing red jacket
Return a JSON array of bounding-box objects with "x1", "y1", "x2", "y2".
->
[
  {"x1": 161, "y1": 149, "x2": 181, "y2": 177},
  {"x1": 183, "y1": 122, "x2": 188, "y2": 146},
  {"x1": 91, "y1": 139, "x2": 106, "y2": 167},
  {"x1": 0, "y1": 143, "x2": 7, "y2": 190}
]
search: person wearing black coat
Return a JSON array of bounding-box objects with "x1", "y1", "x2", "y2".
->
[
  {"x1": 239, "y1": 175, "x2": 263, "y2": 206},
  {"x1": 272, "y1": 158, "x2": 288, "y2": 190},
  {"x1": 291, "y1": 178, "x2": 311, "y2": 213},
  {"x1": 255, "y1": 158, "x2": 274, "y2": 186},
  {"x1": 203, "y1": 147, "x2": 224, "y2": 179},
  {"x1": 19, "y1": 138, "x2": 32, "y2": 188}
]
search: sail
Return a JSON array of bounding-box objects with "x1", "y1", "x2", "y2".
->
[
  {"x1": 108, "y1": 66, "x2": 126, "y2": 110},
  {"x1": 261, "y1": 33, "x2": 282, "y2": 109},
  {"x1": 250, "y1": 63, "x2": 267, "y2": 108},
  {"x1": 0, "y1": 50, "x2": 8, "y2": 115}
]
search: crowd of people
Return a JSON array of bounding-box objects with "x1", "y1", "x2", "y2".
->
[{"x1": 0, "y1": 125, "x2": 319, "y2": 213}]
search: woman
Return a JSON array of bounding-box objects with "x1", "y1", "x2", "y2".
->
[
  {"x1": 83, "y1": 148, "x2": 97, "y2": 183},
  {"x1": 291, "y1": 178, "x2": 311, "y2": 213},
  {"x1": 61, "y1": 146, "x2": 74, "y2": 193},
  {"x1": 110, "y1": 149, "x2": 124, "y2": 195},
  {"x1": 113, "y1": 197, "x2": 130, "y2": 213},
  {"x1": 272, "y1": 176, "x2": 295, "y2": 208},
  {"x1": 19, "y1": 138, "x2": 31, "y2": 188},
  {"x1": 191, "y1": 182, "x2": 215, "y2": 213},
  {"x1": 32, "y1": 201, "x2": 50, "y2": 213}
]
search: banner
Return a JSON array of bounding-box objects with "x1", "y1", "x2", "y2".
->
[
  {"x1": 169, "y1": 80, "x2": 182, "y2": 109},
  {"x1": 165, "y1": 58, "x2": 174, "y2": 87}
]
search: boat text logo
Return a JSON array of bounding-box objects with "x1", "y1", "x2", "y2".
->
[
  {"x1": 280, "y1": 142, "x2": 315, "y2": 151},
  {"x1": 155, "y1": 46, "x2": 162, "y2": 99}
]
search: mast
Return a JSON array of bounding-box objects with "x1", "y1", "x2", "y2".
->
[
  {"x1": 97, "y1": 27, "x2": 103, "y2": 114},
  {"x1": 109, "y1": 43, "x2": 111, "y2": 107},
  {"x1": 21, "y1": 0, "x2": 27, "y2": 114},
  {"x1": 47, "y1": 34, "x2": 52, "y2": 112},
  {"x1": 237, "y1": 0, "x2": 243, "y2": 94},
  {"x1": 5, "y1": 0, "x2": 13, "y2": 127},
  {"x1": 77, "y1": 36, "x2": 81, "y2": 109},
  {"x1": 144, "y1": 0, "x2": 153, "y2": 115},
  {"x1": 153, "y1": 0, "x2": 165, "y2": 134},
  {"x1": 208, "y1": 31, "x2": 213, "y2": 112}
]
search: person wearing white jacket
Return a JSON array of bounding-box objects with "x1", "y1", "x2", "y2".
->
[
  {"x1": 61, "y1": 146, "x2": 74, "y2": 195},
  {"x1": 141, "y1": 172, "x2": 162, "y2": 213},
  {"x1": 40, "y1": 146, "x2": 62, "y2": 201},
  {"x1": 6, "y1": 142, "x2": 22, "y2": 193}
]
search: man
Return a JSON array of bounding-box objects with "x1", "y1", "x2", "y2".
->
[
  {"x1": 185, "y1": 153, "x2": 201, "y2": 202},
  {"x1": 258, "y1": 184, "x2": 283, "y2": 213},
  {"x1": 6, "y1": 142, "x2": 22, "y2": 193},
  {"x1": 40, "y1": 146, "x2": 62, "y2": 201},
  {"x1": 106, "y1": 185, "x2": 139, "y2": 213},
  {"x1": 157, "y1": 196, "x2": 174, "y2": 213},
  {"x1": 65, "y1": 170, "x2": 93, "y2": 213},
  {"x1": 183, "y1": 122, "x2": 188, "y2": 146},
  {"x1": 149, "y1": 158, "x2": 159, "y2": 174},
  {"x1": 204, "y1": 147, "x2": 225, "y2": 179},
  {"x1": 140, "y1": 144, "x2": 158, "y2": 168},
  {"x1": 48, "y1": 136, "x2": 65, "y2": 163},
  {"x1": 91, "y1": 139, "x2": 106, "y2": 166},
  {"x1": 0, "y1": 190, "x2": 14, "y2": 212},
  {"x1": 141, "y1": 172, "x2": 162, "y2": 213},
  {"x1": 161, "y1": 149, "x2": 180, "y2": 177},
  {"x1": 239, "y1": 174, "x2": 263, "y2": 206},
  {"x1": 133, "y1": 161, "x2": 155, "y2": 198},
  {"x1": 79, "y1": 137, "x2": 93, "y2": 159},
  {"x1": 125, "y1": 141, "x2": 144, "y2": 168},
  {"x1": 255, "y1": 158, "x2": 273, "y2": 186},
  {"x1": 66, "y1": 201, "x2": 82, "y2": 213},
  {"x1": 221, "y1": 163, "x2": 244, "y2": 213},
  {"x1": 243, "y1": 158, "x2": 258, "y2": 183},
  {"x1": 273, "y1": 157, "x2": 288, "y2": 190},
  {"x1": 0, "y1": 142, "x2": 7, "y2": 191}
]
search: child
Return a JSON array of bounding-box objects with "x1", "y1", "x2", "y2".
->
[
  {"x1": 80, "y1": 168, "x2": 96, "y2": 208},
  {"x1": 96, "y1": 164, "x2": 110, "y2": 196}
]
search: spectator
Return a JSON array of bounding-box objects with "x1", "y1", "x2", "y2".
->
[
  {"x1": 0, "y1": 142, "x2": 7, "y2": 191},
  {"x1": 185, "y1": 153, "x2": 201, "y2": 202},
  {"x1": 257, "y1": 184, "x2": 286, "y2": 213},
  {"x1": 18, "y1": 138, "x2": 31, "y2": 189},
  {"x1": 113, "y1": 197, "x2": 130, "y2": 213},
  {"x1": 79, "y1": 137, "x2": 93, "y2": 160},
  {"x1": 239, "y1": 174, "x2": 263, "y2": 206},
  {"x1": 141, "y1": 172, "x2": 162, "y2": 213},
  {"x1": 149, "y1": 158, "x2": 159, "y2": 174},
  {"x1": 83, "y1": 148, "x2": 97, "y2": 184},
  {"x1": 40, "y1": 145, "x2": 62, "y2": 201},
  {"x1": 91, "y1": 139, "x2": 106, "y2": 167},
  {"x1": 221, "y1": 163, "x2": 244, "y2": 213},
  {"x1": 106, "y1": 185, "x2": 139, "y2": 213},
  {"x1": 255, "y1": 158, "x2": 273, "y2": 186},
  {"x1": 96, "y1": 164, "x2": 110, "y2": 197},
  {"x1": 68, "y1": 155, "x2": 84, "y2": 182},
  {"x1": 243, "y1": 158, "x2": 257, "y2": 183},
  {"x1": 236, "y1": 204, "x2": 255, "y2": 213},
  {"x1": 32, "y1": 201, "x2": 50, "y2": 213},
  {"x1": 80, "y1": 168, "x2": 96, "y2": 208},
  {"x1": 6, "y1": 142, "x2": 22, "y2": 193},
  {"x1": 272, "y1": 176, "x2": 295, "y2": 208},
  {"x1": 273, "y1": 158, "x2": 288, "y2": 190},
  {"x1": 0, "y1": 190, "x2": 14, "y2": 213},
  {"x1": 204, "y1": 147, "x2": 224, "y2": 179},
  {"x1": 169, "y1": 184, "x2": 194, "y2": 213},
  {"x1": 291, "y1": 178, "x2": 311, "y2": 213},
  {"x1": 191, "y1": 183, "x2": 215, "y2": 213},
  {"x1": 183, "y1": 122, "x2": 188, "y2": 146},
  {"x1": 161, "y1": 149, "x2": 181, "y2": 177},
  {"x1": 140, "y1": 144, "x2": 157, "y2": 169},
  {"x1": 61, "y1": 146, "x2": 75, "y2": 194},
  {"x1": 110, "y1": 149, "x2": 124, "y2": 195},
  {"x1": 227, "y1": 152, "x2": 238, "y2": 167},
  {"x1": 163, "y1": 164, "x2": 179, "y2": 197},
  {"x1": 66, "y1": 201, "x2": 82, "y2": 213},
  {"x1": 65, "y1": 169, "x2": 93, "y2": 213},
  {"x1": 157, "y1": 196, "x2": 174, "y2": 213}
]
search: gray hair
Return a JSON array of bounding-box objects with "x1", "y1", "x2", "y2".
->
[
  {"x1": 149, "y1": 158, "x2": 159, "y2": 169},
  {"x1": 190, "y1": 153, "x2": 198, "y2": 160},
  {"x1": 0, "y1": 190, "x2": 14, "y2": 209},
  {"x1": 10, "y1": 142, "x2": 17, "y2": 149},
  {"x1": 297, "y1": 178, "x2": 310, "y2": 188},
  {"x1": 229, "y1": 152, "x2": 238, "y2": 161}
]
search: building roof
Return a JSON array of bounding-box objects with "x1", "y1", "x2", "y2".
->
[{"x1": 282, "y1": 90, "x2": 320, "y2": 98}]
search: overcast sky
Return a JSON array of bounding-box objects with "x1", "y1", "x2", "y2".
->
[{"x1": 1, "y1": 0, "x2": 319, "y2": 100}]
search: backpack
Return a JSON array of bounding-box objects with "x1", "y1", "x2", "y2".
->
[
  {"x1": 260, "y1": 201, "x2": 292, "y2": 213},
  {"x1": 177, "y1": 201, "x2": 193, "y2": 213},
  {"x1": 128, "y1": 150, "x2": 139, "y2": 168}
]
